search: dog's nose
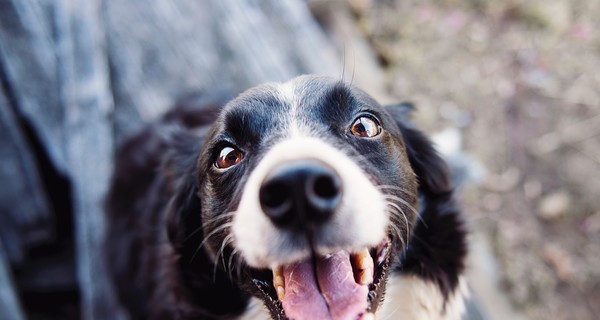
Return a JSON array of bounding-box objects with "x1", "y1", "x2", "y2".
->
[{"x1": 259, "y1": 160, "x2": 342, "y2": 229}]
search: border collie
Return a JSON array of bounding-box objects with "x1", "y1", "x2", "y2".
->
[{"x1": 105, "y1": 75, "x2": 468, "y2": 320}]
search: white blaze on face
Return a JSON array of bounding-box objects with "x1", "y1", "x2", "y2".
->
[{"x1": 232, "y1": 79, "x2": 388, "y2": 269}]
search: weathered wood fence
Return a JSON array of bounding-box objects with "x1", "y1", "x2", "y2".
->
[{"x1": 0, "y1": 0, "x2": 341, "y2": 318}]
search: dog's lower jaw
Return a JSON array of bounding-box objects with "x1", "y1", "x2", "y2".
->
[
  {"x1": 239, "y1": 237, "x2": 393, "y2": 320},
  {"x1": 242, "y1": 271, "x2": 470, "y2": 320},
  {"x1": 271, "y1": 239, "x2": 392, "y2": 320}
]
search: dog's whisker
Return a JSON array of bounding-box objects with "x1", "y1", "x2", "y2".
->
[
  {"x1": 190, "y1": 222, "x2": 233, "y2": 263},
  {"x1": 199, "y1": 222, "x2": 233, "y2": 248},
  {"x1": 184, "y1": 212, "x2": 235, "y2": 243},
  {"x1": 380, "y1": 192, "x2": 419, "y2": 205},
  {"x1": 376, "y1": 184, "x2": 418, "y2": 197},
  {"x1": 387, "y1": 206, "x2": 411, "y2": 248},
  {"x1": 382, "y1": 194, "x2": 426, "y2": 227},
  {"x1": 383, "y1": 195, "x2": 420, "y2": 219},
  {"x1": 386, "y1": 202, "x2": 411, "y2": 244},
  {"x1": 203, "y1": 211, "x2": 236, "y2": 226},
  {"x1": 213, "y1": 234, "x2": 234, "y2": 282},
  {"x1": 235, "y1": 252, "x2": 243, "y2": 281},
  {"x1": 221, "y1": 235, "x2": 234, "y2": 269},
  {"x1": 387, "y1": 218, "x2": 406, "y2": 250},
  {"x1": 228, "y1": 248, "x2": 240, "y2": 281}
]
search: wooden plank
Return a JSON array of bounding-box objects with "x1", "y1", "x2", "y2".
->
[
  {"x1": 0, "y1": 0, "x2": 342, "y2": 318},
  {"x1": 0, "y1": 239, "x2": 25, "y2": 320},
  {"x1": 0, "y1": 70, "x2": 52, "y2": 266},
  {"x1": 0, "y1": 0, "x2": 67, "y2": 174},
  {"x1": 105, "y1": 0, "x2": 340, "y2": 142},
  {"x1": 54, "y1": 0, "x2": 123, "y2": 318},
  {"x1": 1, "y1": 0, "x2": 123, "y2": 317}
]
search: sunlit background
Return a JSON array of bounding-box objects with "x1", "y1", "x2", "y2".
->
[{"x1": 323, "y1": 1, "x2": 599, "y2": 319}]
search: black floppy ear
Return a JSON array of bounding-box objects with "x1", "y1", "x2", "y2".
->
[
  {"x1": 165, "y1": 169, "x2": 203, "y2": 259},
  {"x1": 163, "y1": 129, "x2": 204, "y2": 252},
  {"x1": 385, "y1": 102, "x2": 467, "y2": 300},
  {"x1": 162, "y1": 128, "x2": 250, "y2": 317},
  {"x1": 163, "y1": 96, "x2": 224, "y2": 254},
  {"x1": 386, "y1": 102, "x2": 452, "y2": 196}
]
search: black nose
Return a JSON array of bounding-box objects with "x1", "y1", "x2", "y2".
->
[{"x1": 259, "y1": 161, "x2": 342, "y2": 229}]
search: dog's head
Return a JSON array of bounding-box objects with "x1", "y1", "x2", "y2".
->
[{"x1": 170, "y1": 75, "x2": 452, "y2": 319}]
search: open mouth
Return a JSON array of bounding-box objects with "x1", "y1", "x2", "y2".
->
[{"x1": 251, "y1": 238, "x2": 392, "y2": 320}]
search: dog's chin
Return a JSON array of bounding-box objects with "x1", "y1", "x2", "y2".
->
[{"x1": 246, "y1": 236, "x2": 393, "y2": 320}]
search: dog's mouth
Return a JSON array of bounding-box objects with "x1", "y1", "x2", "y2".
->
[{"x1": 251, "y1": 238, "x2": 392, "y2": 320}]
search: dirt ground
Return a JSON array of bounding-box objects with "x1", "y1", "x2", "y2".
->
[{"x1": 322, "y1": 0, "x2": 600, "y2": 319}]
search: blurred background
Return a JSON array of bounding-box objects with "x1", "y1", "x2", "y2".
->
[{"x1": 0, "y1": 0, "x2": 597, "y2": 319}]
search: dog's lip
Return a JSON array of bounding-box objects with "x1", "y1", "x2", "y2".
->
[{"x1": 251, "y1": 238, "x2": 392, "y2": 320}]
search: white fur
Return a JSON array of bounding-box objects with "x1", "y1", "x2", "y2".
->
[
  {"x1": 232, "y1": 136, "x2": 387, "y2": 268},
  {"x1": 277, "y1": 77, "x2": 307, "y2": 138},
  {"x1": 238, "y1": 298, "x2": 269, "y2": 320},
  {"x1": 378, "y1": 275, "x2": 469, "y2": 320},
  {"x1": 233, "y1": 78, "x2": 387, "y2": 268}
]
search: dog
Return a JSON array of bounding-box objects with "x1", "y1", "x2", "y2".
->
[{"x1": 105, "y1": 75, "x2": 469, "y2": 320}]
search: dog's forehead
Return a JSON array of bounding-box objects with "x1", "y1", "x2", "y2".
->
[
  {"x1": 276, "y1": 75, "x2": 378, "y2": 116},
  {"x1": 220, "y1": 75, "x2": 379, "y2": 136},
  {"x1": 279, "y1": 75, "x2": 343, "y2": 108},
  {"x1": 225, "y1": 76, "x2": 352, "y2": 111}
]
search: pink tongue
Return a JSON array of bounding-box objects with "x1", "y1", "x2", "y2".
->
[{"x1": 281, "y1": 251, "x2": 369, "y2": 320}]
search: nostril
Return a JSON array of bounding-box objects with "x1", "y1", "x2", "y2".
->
[
  {"x1": 306, "y1": 171, "x2": 342, "y2": 220},
  {"x1": 313, "y1": 174, "x2": 340, "y2": 200},
  {"x1": 260, "y1": 181, "x2": 293, "y2": 225},
  {"x1": 261, "y1": 181, "x2": 289, "y2": 208}
]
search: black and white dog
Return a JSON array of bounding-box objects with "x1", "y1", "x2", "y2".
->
[{"x1": 105, "y1": 75, "x2": 468, "y2": 320}]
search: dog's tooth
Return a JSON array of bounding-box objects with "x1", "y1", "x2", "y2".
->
[
  {"x1": 353, "y1": 248, "x2": 374, "y2": 270},
  {"x1": 272, "y1": 266, "x2": 284, "y2": 288},
  {"x1": 273, "y1": 265, "x2": 282, "y2": 275},
  {"x1": 360, "y1": 255, "x2": 374, "y2": 271},
  {"x1": 273, "y1": 275, "x2": 284, "y2": 288},
  {"x1": 273, "y1": 266, "x2": 285, "y2": 300},
  {"x1": 358, "y1": 268, "x2": 373, "y2": 285},
  {"x1": 276, "y1": 286, "x2": 285, "y2": 300}
]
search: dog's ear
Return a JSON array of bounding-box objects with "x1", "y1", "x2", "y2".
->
[
  {"x1": 165, "y1": 174, "x2": 202, "y2": 255},
  {"x1": 163, "y1": 129, "x2": 204, "y2": 259},
  {"x1": 163, "y1": 96, "x2": 224, "y2": 253},
  {"x1": 161, "y1": 130, "x2": 250, "y2": 317},
  {"x1": 385, "y1": 102, "x2": 452, "y2": 197},
  {"x1": 385, "y1": 102, "x2": 466, "y2": 298}
]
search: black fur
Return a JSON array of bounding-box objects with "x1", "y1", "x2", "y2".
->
[
  {"x1": 105, "y1": 96, "x2": 250, "y2": 319},
  {"x1": 105, "y1": 79, "x2": 467, "y2": 319},
  {"x1": 387, "y1": 103, "x2": 467, "y2": 300}
]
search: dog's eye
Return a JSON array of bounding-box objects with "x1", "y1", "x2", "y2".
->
[
  {"x1": 350, "y1": 115, "x2": 381, "y2": 138},
  {"x1": 215, "y1": 146, "x2": 244, "y2": 169}
]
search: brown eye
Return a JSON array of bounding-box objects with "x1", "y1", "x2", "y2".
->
[
  {"x1": 215, "y1": 146, "x2": 244, "y2": 169},
  {"x1": 350, "y1": 115, "x2": 381, "y2": 138}
]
